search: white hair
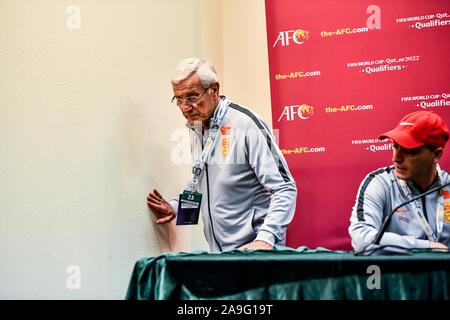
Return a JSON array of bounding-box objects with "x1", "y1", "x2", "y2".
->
[{"x1": 171, "y1": 57, "x2": 218, "y2": 89}]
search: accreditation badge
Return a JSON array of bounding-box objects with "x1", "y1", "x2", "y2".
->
[{"x1": 176, "y1": 190, "x2": 202, "y2": 225}]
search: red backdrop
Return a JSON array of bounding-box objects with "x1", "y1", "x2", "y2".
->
[{"x1": 265, "y1": 0, "x2": 450, "y2": 250}]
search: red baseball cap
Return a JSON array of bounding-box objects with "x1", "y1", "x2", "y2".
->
[{"x1": 379, "y1": 110, "x2": 449, "y2": 149}]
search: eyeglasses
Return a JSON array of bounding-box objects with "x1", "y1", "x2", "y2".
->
[{"x1": 171, "y1": 85, "x2": 212, "y2": 106}]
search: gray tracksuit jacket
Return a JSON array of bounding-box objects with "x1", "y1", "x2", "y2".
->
[
  {"x1": 349, "y1": 165, "x2": 450, "y2": 253},
  {"x1": 171, "y1": 96, "x2": 297, "y2": 252}
]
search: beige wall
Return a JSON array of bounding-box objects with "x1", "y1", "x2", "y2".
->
[
  {"x1": 222, "y1": 0, "x2": 272, "y2": 126},
  {"x1": 0, "y1": 0, "x2": 270, "y2": 299}
]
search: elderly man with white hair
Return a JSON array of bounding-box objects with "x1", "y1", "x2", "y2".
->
[{"x1": 147, "y1": 58, "x2": 297, "y2": 252}]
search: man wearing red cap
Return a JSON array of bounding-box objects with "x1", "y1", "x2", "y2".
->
[{"x1": 349, "y1": 110, "x2": 450, "y2": 254}]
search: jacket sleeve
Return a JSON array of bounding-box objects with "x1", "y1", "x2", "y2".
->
[
  {"x1": 349, "y1": 173, "x2": 429, "y2": 254},
  {"x1": 245, "y1": 118, "x2": 297, "y2": 246},
  {"x1": 169, "y1": 199, "x2": 179, "y2": 216}
]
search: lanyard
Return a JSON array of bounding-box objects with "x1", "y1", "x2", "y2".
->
[
  {"x1": 399, "y1": 179, "x2": 445, "y2": 241},
  {"x1": 187, "y1": 97, "x2": 230, "y2": 192}
]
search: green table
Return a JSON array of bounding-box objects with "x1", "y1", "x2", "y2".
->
[{"x1": 126, "y1": 247, "x2": 450, "y2": 300}]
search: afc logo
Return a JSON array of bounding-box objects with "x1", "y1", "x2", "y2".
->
[
  {"x1": 278, "y1": 105, "x2": 314, "y2": 122},
  {"x1": 273, "y1": 29, "x2": 309, "y2": 47}
]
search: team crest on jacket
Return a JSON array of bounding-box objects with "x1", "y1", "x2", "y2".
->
[
  {"x1": 444, "y1": 211, "x2": 450, "y2": 223},
  {"x1": 444, "y1": 201, "x2": 450, "y2": 223},
  {"x1": 444, "y1": 190, "x2": 450, "y2": 199},
  {"x1": 220, "y1": 126, "x2": 231, "y2": 157}
]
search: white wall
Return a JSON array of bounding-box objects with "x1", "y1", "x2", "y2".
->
[{"x1": 0, "y1": 0, "x2": 270, "y2": 299}]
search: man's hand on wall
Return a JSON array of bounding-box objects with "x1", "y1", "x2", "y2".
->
[{"x1": 147, "y1": 189, "x2": 176, "y2": 224}]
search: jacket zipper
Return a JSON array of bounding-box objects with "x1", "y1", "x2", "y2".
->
[
  {"x1": 198, "y1": 129, "x2": 222, "y2": 252},
  {"x1": 205, "y1": 163, "x2": 222, "y2": 252}
]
